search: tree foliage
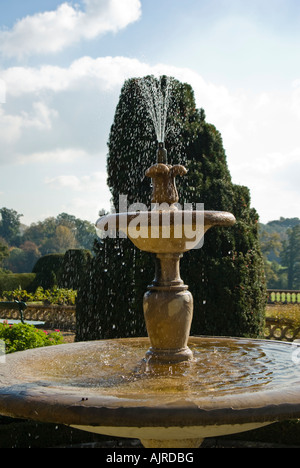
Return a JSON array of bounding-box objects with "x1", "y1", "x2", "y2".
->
[
  {"x1": 281, "y1": 225, "x2": 300, "y2": 289},
  {"x1": 259, "y1": 218, "x2": 300, "y2": 289},
  {"x1": 0, "y1": 208, "x2": 23, "y2": 245},
  {"x1": 0, "y1": 239, "x2": 9, "y2": 272},
  {"x1": 0, "y1": 209, "x2": 97, "y2": 273}
]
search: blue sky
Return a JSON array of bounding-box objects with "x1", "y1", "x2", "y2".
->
[{"x1": 0, "y1": 0, "x2": 300, "y2": 225}]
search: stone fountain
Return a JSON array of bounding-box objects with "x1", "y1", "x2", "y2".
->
[
  {"x1": 0, "y1": 141, "x2": 300, "y2": 449},
  {"x1": 99, "y1": 141, "x2": 236, "y2": 365},
  {"x1": 0, "y1": 80, "x2": 300, "y2": 448}
]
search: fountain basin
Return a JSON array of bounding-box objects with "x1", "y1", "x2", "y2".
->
[
  {"x1": 1, "y1": 336, "x2": 300, "y2": 448},
  {"x1": 96, "y1": 210, "x2": 235, "y2": 253}
]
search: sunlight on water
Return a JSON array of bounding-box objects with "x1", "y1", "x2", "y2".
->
[{"x1": 10, "y1": 337, "x2": 300, "y2": 403}]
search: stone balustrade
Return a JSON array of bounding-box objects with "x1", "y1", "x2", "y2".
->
[
  {"x1": 265, "y1": 290, "x2": 300, "y2": 342},
  {"x1": 1, "y1": 290, "x2": 300, "y2": 341},
  {"x1": 0, "y1": 304, "x2": 76, "y2": 331},
  {"x1": 267, "y1": 289, "x2": 300, "y2": 304},
  {"x1": 264, "y1": 316, "x2": 300, "y2": 342}
]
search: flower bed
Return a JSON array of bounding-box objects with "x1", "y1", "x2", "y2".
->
[{"x1": 0, "y1": 321, "x2": 63, "y2": 353}]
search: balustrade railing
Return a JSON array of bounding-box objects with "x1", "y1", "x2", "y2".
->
[
  {"x1": 264, "y1": 317, "x2": 300, "y2": 342},
  {"x1": 0, "y1": 303, "x2": 76, "y2": 330},
  {"x1": 1, "y1": 291, "x2": 300, "y2": 339},
  {"x1": 267, "y1": 289, "x2": 300, "y2": 304}
]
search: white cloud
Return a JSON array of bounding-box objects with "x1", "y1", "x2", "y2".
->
[
  {"x1": 17, "y1": 148, "x2": 88, "y2": 165},
  {"x1": 68, "y1": 194, "x2": 111, "y2": 221},
  {"x1": 3, "y1": 65, "x2": 72, "y2": 96},
  {"x1": 2, "y1": 56, "x2": 300, "y2": 156},
  {"x1": 2, "y1": 56, "x2": 154, "y2": 97},
  {"x1": 44, "y1": 170, "x2": 112, "y2": 219},
  {"x1": 0, "y1": 78, "x2": 5, "y2": 103},
  {"x1": 0, "y1": 101, "x2": 57, "y2": 143},
  {"x1": 0, "y1": 0, "x2": 141, "y2": 58},
  {"x1": 80, "y1": 0, "x2": 142, "y2": 36},
  {"x1": 45, "y1": 171, "x2": 107, "y2": 191},
  {"x1": 1, "y1": 57, "x2": 240, "y2": 167}
]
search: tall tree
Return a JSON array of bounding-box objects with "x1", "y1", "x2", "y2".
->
[
  {"x1": 0, "y1": 238, "x2": 9, "y2": 271},
  {"x1": 76, "y1": 76, "x2": 266, "y2": 341},
  {"x1": 281, "y1": 225, "x2": 300, "y2": 289},
  {"x1": 23, "y1": 213, "x2": 97, "y2": 256},
  {"x1": 0, "y1": 207, "x2": 23, "y2": 246},
  {"x1": 4, "y1": 241, "x2": 40, "y2": 273},
  {"x1": 180, "y1": 115, "x2": 266, "y2": 336}
]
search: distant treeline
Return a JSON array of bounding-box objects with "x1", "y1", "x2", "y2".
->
[
  {"x1": 259, "y1": 217, "x2": 300, "y2": 289},
  {"x1": 0, "y1": 207, "x2": 97, "y2": 274}
]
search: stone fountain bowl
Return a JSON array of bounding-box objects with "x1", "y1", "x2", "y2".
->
[
  {"x1": 96, "y1": 210, "x2": 236, "y2": 253},
  {"x1": 1, "y1": 336, "x2": 300, "y2": 448}
]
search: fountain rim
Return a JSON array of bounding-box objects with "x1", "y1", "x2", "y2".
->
[{"x1": 0, "y1": 337, "x2": 300, "y2": 429}]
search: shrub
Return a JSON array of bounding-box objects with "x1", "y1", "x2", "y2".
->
[
  {"x1": 0, "y1": 273, "x2": 36, "y2": 295},
  {"x1": 31, "y1": 254, "x2": 64, "y2": 289},
  {"x1": 0, "y1": 322, "x2": 63, "y2": 353},
  {"x1": 38, "y1": 287, "x2": 77, "y2": 305},
  {"x1": 1, "y1": 289, "x2": 34, "y2": 302},
  {"x1": 1, "y1": 287, "x2": 77, "y2": 305}
]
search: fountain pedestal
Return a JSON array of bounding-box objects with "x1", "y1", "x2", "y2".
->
[{"x1": 144, "y1": 253, "x2": 193, "y2": 362}]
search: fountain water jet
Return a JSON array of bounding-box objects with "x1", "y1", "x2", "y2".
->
[
  {"x1": 138, "y1": 75, "x2": 172, "y2": 144},
  {"x1": 0, "y1": 83, "x2": 300, "y2": 448}
]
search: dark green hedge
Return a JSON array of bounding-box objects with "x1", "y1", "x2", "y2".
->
[
  {"x1": 59, "y1": 249, "x2": 92, "y2": 290},
  {"x1": 31, "y1": 253, "x2": 64, "y2": 290},
  {"x1": 0, "y1": 250, "x2": 92, "y2": 297},
  {"x1": 76, "y1": 238, "x2": 150, "y2": 341}
]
